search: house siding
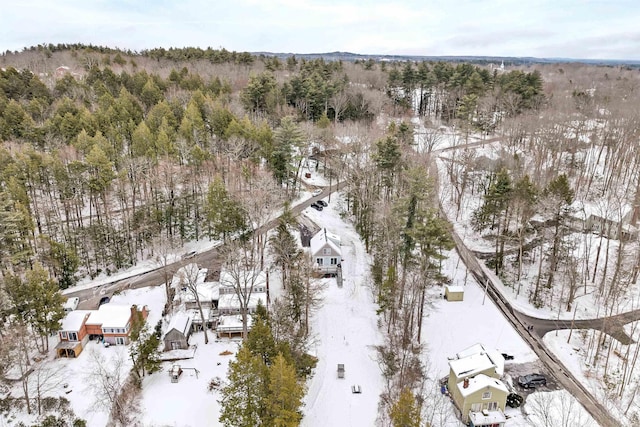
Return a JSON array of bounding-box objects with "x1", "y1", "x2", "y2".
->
[
  {"x1": 163, "y1": 328, "x2": 190, "y2": 351},
  {"x1": 460, "y1": 387, "x2": 507, "y2": 423},
  {"x1": 448, "y1": 366, "x2": 499, "y2": 406}
]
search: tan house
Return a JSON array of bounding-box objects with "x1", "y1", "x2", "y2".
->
[
  {"x1": 310, "y1": 229, "x2": 341, "y2": 274},
  {"x1": 447, "y1": 343, "x2": 507, "y2": 425},
  {"x1": 457, "y1": 375, "x2": 508, "y2": 426}
]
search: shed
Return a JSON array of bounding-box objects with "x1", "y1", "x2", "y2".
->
[
  {"x1": 163, "y1": 314, "x2": 193, "y2": 351},
  {"x1": 445, "y1": 285, "x2": 464, "y2": 301}
]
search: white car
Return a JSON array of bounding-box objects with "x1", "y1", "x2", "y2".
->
[{"x1": 312, "y1": 189, "x2": 322, "y2": 196}]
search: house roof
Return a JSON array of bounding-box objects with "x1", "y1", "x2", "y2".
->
[
  {"x1": 217, "y1": 314, "x2": 254, "y2": 332},
  {"x1": 171, "y1": 263, "x2": 207, "y2": 289},
  {"x1": 445, "y1": 285, "x2": 464, "y2": 293},
  {"x1": 218, "y1": 292, "x2": 267, "y2": 310},
  {"x1": 457, "y1": 374, "x2": 508, "y2": 398},
  {"x1": 449, "y1": 343, "x2": 504, "y2": 378},
  {"x1": 61, "y1": 310, "x2": 91, "y2": 332},
  {"x1": 164, "y1": 313, "x2": 192, "y2": 337},
  {"x1": 310, "y1": 228, "x2": 341, "y2": 256},
  {"x1": 468, "y1": 409, "x2": 507, "y2": 425},
  {"x1": 86, "y1": 305, "x2": 133, "y2": 329},
  {"x1": 219, "y1": 269, "x2": 267, "y2": 290},
  {"x1": 570, "y1": 199, "x2": 633, "y2": 223},
  {"x1": 182, "y1": 281, "x2": 219, "y2": 302}
]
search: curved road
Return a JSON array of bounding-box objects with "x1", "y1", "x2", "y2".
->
[{"x1": 429, "y1": 143, "x2": 621, "y2": 427}]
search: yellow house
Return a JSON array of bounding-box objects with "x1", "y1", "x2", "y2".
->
[
  {"x1": 447, "y1": 344, "x2": 507, "y2": 425},
  {"x1": 457, "y1": 375, "x2": 508, "y2": 426}
]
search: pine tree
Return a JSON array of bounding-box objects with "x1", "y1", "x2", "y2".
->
[
  {"x1": 219, "y1": 346, "x2": 268, "y2": 427},
  {"x1": 266, "y1": 353, "x2": 305, "y2": 427},
  {"x1": 390, "y1": 388, "x2": 421, "y2": 427}
]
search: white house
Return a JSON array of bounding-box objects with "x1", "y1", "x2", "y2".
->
[
  {"x1": 171, "y1": 264, "x2": 220, "y2": 330},
  {"x1": 218, "y1": 269, "x2": 267, "y2": 316},
  {"x1": 310, "y1": 228, "x2": 342, "y2": 274}
]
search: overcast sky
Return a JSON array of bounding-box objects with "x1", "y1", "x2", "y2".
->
[{"x1": 1, "y1": 0, "x2": 639, "y2": 60}]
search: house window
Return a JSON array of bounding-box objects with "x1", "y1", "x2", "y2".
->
[
  {"x1": 330, "y1": 258, "x2": 338, "y2": 265},
  {"x1": 115, "y1": 337, "x2": 125, "y2": 345},
  {"x1": 487, "y1": 401, "x2": 498, "y2": 411},
  {"x1": 68, "y1": 332, "x2": 78, "y2": 341},
  {"x1": 482, "y1": 391, "x2": 492, "y2": 400},
  {"x1": 322, "y1": 248, "x2": 331, "y2": 255},
  {"x1": 316, "y1": 258, "x2": 323, "y2": 265},
  {"x1": 471, "y1": 403, "x2": 482, "y2": 412},
  {"x1": 60, "y1": 331, "x2": 68, "y2": 339}
]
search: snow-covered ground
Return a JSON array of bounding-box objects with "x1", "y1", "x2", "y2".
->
[
  {"x1": 2, "y1": 285, "x2": 166, "y2": 427},
  {"x1": 137, "y1": 334, "x2": 238, "y2": 427},
  {"x1": 301, "y1": 194, "x2": 384, "y2": 427}
]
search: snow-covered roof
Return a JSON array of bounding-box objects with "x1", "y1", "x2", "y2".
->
[
  {"x1": 219, "y1": 269, "x2": 267, "y2": 290},
  {"x1": 446, "y1": 285, "x2": 464, "y2": 293},
  {"x1": 310, "y1": 228, "x2": 341, "y2": 256},
  {"x1": 165, "y1": 313, "x2": 192, "y2": 337},
  {"x1": 468, "y1": 408, "x2": 507, "y2": 425},
  {"x1": 449, "y1": 343, "x2": 504, "y2": 378},
  {"x1": 182, "y1": 281, "x2": 219, "y2": 302},
  {"x1": 217, "y1": 314, "x2": 253, "y2": 332},
  {"x1": 171, "y1": 263, "x2": 207, "y2": 289},
  {"x1": 458, "y1": 374, "x2": 508, "y2": 398},
  {"x1": 61, "y1": 310, "x2": 91, "y2": 331},
  {"x1": 86, "y1": 305, "x2": 133, "y2": 329},
  {"x1": 570, "y1": 199, "x2": 633, "y2": 223},
  {"x1": 218, "y1": 292, "x2": 267, "y2": 311}
]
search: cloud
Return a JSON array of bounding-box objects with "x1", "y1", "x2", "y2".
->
[{"x1": 0, "y1": 0, "x2": 639, "y2": 59}]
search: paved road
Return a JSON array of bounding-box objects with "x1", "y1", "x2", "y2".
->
[
  {"x1": 429, "y1": 148, "x2": 619, "y2": 427},
  {"x1": 66, "y1": 181, "x2": 348, "y2": 308}
]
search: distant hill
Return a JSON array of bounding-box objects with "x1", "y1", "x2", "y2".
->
[{"x1": 252, "y1": 51, "x2": 640, "y2": 67}]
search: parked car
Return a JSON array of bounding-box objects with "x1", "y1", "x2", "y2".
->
[
  {"x1": 317, "y1": 200, "x2": 328, "y2": 207},
  {"x1": 312, "y1": 189, "x2": 322, "y2": 196},
  {"x1": 310, "y1": 202, "x2": 323, "y2": 211},
  {"x1": 98, "y1": 296, "x2": 111, "y2": 307},
  {"x1": 506, "y1": 393, "x2": 524, "y2": 408},
  {"x1": 64, "y1": 297, "x2": 80, "y2": 313},
  {"x1": 182, "y1": 250, "x2": 197, "y2": 260},
  {"x1": 518, "y1": 373, "x2": 547, "y2": 389},
  {"x1": 501, "y1": 353, "x2": 514, "y2": 360}
]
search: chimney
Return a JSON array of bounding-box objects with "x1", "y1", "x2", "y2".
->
[{"x1": 463, "y1": 378, "x2": 469, "y2": 389}]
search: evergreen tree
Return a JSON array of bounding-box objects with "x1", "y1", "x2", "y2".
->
[
  {"x1": 266, "y1": 353, "x2": 305, "y2": 427},
  {"x1": 390, "y1": 388, "x2": 421, "y2": 427},
  {"x1": 219, "y1": 346, "x2": 268, "y2": 427}
]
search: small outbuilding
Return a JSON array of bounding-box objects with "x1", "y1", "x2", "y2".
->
[
  {"x1": 445, "y1": 285, "x2": 464, "y2": 302},
  {"x1": 163, "y1": 313, "x2": 193, "y2": 351}
]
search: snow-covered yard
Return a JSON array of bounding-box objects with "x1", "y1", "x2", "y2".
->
[{"x1": 301, "y1": 196, "x2": 384, "y2": 427}]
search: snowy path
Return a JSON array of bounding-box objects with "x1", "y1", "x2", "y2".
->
[{"x1": 302, "y1": 202, "x2": 384, "y2": 427}]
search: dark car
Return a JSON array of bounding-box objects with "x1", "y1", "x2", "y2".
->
[
  {"x1": 317, "y1": 200, "x2": 328, "y2": 207},
  {"x1": 502, "y1": 353, "x2": 514, "y2": 361},
  {"x1": 98, "y1": 296, "x2": 111, "y2": 307},
  {"x1": 310, "y1": 202, "x2": 323, "y2": 211},
  {"x1": 518, "y1": 373, "x2": 547, "y2": 389},
  {"x1": 506, "y1": 393, "x2": 524, "y2": 408},
  {"x1": 182, "y1": 250, "x2": 197, "y2": 260}
]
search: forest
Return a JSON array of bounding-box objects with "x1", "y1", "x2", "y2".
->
[{"x1": 1, "y1": 43, "x2": 639, "y2": 426}]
